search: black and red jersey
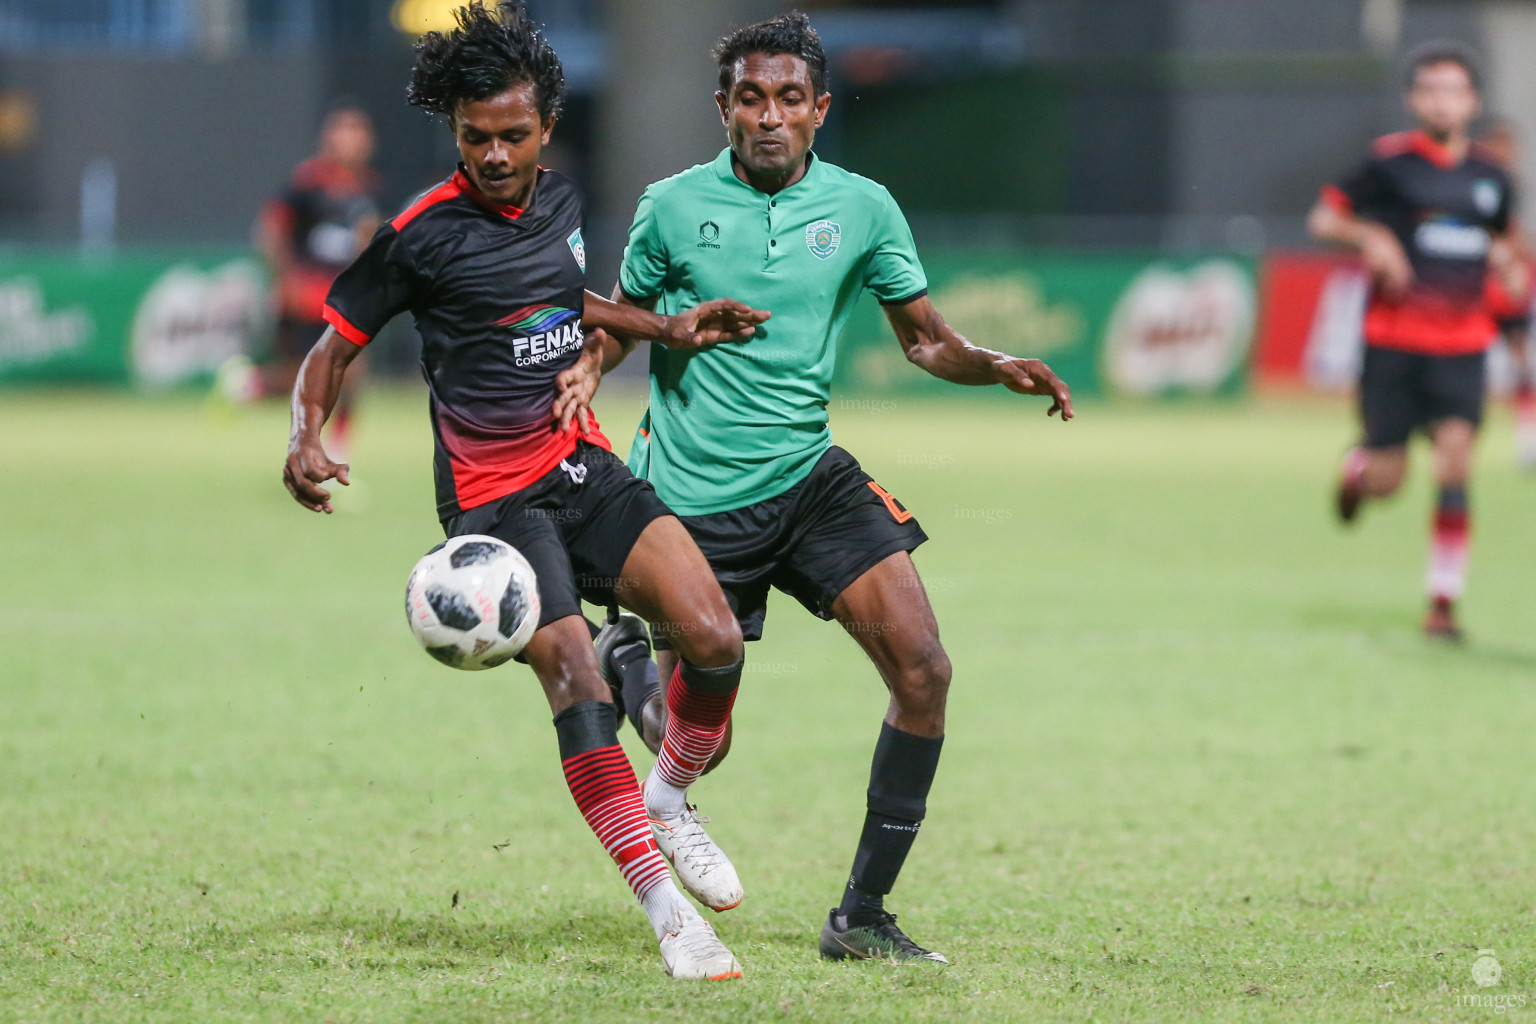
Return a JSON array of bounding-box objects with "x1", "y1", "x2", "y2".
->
[
  {"x1": 261, "y1": 157, "x2": 382, "y2": 320},
  {"x1": 1321, "y1": 130, "x2": 1515, "y2": 355},
  {"x1": 323, "y1": 165, "x2": 609, "y2": 519}
]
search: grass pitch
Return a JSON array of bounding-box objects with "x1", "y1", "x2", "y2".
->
[{"x1": 3, "y1": 384, "x2": 1536, "y2": 1023}]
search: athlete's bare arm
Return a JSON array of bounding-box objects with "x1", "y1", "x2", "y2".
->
[
  {"x1": 1307, "y1": 200, "x2": 1414, "y2": 299},
  {"x1": 883, "y1": 295, "x2": 1073, "y2": 419},
  {"x1": 583, "y1": 290, "x2": 767, "y2": 351},
  {"x1": 284, "y1": 326, "x2": 360, "y2": 513},
  {"x1": 552, "y1": 288, "x2": 768, "y2": 432}
]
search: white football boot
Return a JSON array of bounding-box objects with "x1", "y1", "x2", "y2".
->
[
  {"x1": 658, "y1": 902, "x2": 743, "y2": 980},
  {"x1": 648, "y1": 803, "x2": 745, "y2": 912}
]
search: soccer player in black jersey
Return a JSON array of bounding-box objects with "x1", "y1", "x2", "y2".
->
[
  {"x1": 281, "y1": 2, "x2": 770, "y2": 980},
  {"x1": 1309, "y1": 42, "x2": 1520, "y2": 640}
]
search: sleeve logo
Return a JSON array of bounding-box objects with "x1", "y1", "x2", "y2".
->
[
  {"x1": 806, "y1": 219, "x2": 841, "y2": 259},
  {"x1": 567, "y1": 228, "x2": 587, "y2": 271}
]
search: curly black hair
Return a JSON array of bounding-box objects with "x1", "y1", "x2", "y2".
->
[
  {"x1": 714, "y1": 11, "x2": 828, "y2": 97},
  {"x1": 408, "y1": 1, "x2": 565, "y2": 123}
]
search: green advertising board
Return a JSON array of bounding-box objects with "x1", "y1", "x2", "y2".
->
[
  {"x1": 0, "y1": 250, "x2": 267, "y2": 387},
  {"x1": 834, "y1": 251, "x2": 1257, "y2": 398},
  {"x1": 0, "y1": 247, "x2": 1254, "y2": 399}
]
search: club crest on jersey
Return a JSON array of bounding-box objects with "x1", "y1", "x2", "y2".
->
[
  {"x1": 806, "y1": 219, "x2": 841, "y2": 259},
  {"x1": 567, "y1": 228, "x2": 586, "y2": 271},
  {"x1": 1473, "y1": 179, "x2": 1501, "y2": 217}
]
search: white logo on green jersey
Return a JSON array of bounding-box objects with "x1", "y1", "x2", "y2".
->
[{"x1": 806, "y1": 219, "x2": 841, "y2": 259}]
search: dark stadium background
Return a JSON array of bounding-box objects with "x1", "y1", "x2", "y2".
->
[{"x1": 2, "y1": 0, "x2": 1529, "y2": 387}]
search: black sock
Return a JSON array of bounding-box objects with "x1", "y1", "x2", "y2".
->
[
  {"x1": 614, "y1": 641, "x2": 661, "y2": 736},
  {"x1": 837, "y1": 722, "x2": 943, "y2": 920}
]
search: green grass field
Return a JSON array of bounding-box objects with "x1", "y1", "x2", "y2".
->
[{"x1": 4, "y1": 384, "x2": 1536, "y2": 1023}]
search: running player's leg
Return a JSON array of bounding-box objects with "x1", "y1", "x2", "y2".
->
[
  {"x1": 450, "y1": 483, "x2": 739, "y2": 978},
  {"x1": 520, "y1": 617, "x2": 739, "y2": 978},
  {"x1": 615, "y1": 516, "x2": 747, "y2": 910},
  {"x1": 596, "y1": 617, "x2": 725, "y2": 764},
  {"x1": 1424, "y1": 416, "x2": 1476, "y2": 639},
  {"x1": 1420, "y1": 351, "x2": 1485, "y2": 639},
  {"x1": 1338, "y1": 346, "x2": 1414, "y2": 521},
  {"x1": 818, "y1": 551, "x2": 949, "y2": 964}
]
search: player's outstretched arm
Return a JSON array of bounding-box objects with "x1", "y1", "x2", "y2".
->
[
  {"x1": 583, "y1": 290, "x2": 769, "y2": 351},
  {"x1": 884, "y1": 295, "x2": 1073, "y2": 419},
  {"x1": 284, "y1": 327, "x2": 361, "y2": 514},
  {"x1": 1307, "y1": 198, "x2": 1413, "y2": 299},
  {"x1": 552, "y1": 288, "x2": 772, "y2": 433}
]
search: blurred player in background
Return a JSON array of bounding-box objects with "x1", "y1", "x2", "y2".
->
[
  {"x1": 220, "y1": 100, "x2": 382, "y2": 458},
  {"x1": 1309, "y1": 43, "x2": 1519, "y2": 640},
  {"x1": 1476, "y1": 116, "x2": 1536, "y2": 465},
  {"x1": 564, "y1": 12, "x2": 1071, "y2": 965}
]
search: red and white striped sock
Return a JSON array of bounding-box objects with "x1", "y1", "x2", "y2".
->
[
  {"x1": 555, "y1": 702, "x2": 686, "y2": 939},
  {"x1": 1426, "y1": 486, "x2": 1470, "y2": 601},
  {"x1": 645, "y1": 660, "x2": 740, "y2": 818}
]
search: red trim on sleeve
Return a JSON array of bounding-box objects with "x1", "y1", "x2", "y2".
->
[
  {"x1": 322, "y1": 303, "x2": 371, "y2": 346},
  {"x1": 1319, "y1": 184, "x2": 1353, "y2": 214}
]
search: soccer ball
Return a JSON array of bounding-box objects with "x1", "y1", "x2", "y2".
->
[{"x1": 405, "y1": 535, "x2": 540, "y2": 670}]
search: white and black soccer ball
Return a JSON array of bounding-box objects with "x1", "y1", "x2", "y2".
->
[{"x1": 405, "y1": 535, "x2": 540, "y2": 670}]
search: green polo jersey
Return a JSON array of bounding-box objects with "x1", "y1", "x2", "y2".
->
[{"x1": 618, "y1": 148, "x2": 927, "y2": 516}]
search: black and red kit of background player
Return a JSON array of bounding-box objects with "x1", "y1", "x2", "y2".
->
[
  {"x1": 1320, "y1": 129, "x2": 1514, "y2": 443},
  {"x1": 262, "y1": 150, "x2": 383, "y2": 370},
  {"x1": 1316, "y1": 97, "x2": 1518, "y2": 640}
]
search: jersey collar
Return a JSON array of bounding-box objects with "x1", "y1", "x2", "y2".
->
[
  {"x1": 1407, "y1": 130, "x2": 1465, "y2": 170},
  {"x1": 714, "y1": 147, "x2": 822, "y2": 197},
  {"x1": 453, "y1": 163, "x2": 528, "y2": 221}
]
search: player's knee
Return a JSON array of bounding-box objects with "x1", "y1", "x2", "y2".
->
[
  {"x1": 891, "y1": 640, "x2": 951, "y2": 715},
  {"x1": 678, "y1": 604, "x2": 743, "y2": 669}
]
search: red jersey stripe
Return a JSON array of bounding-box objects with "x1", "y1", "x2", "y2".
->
[
  {"x1": 322, "y1": 303, "x2": 371, "y2": 346},
  {"x1": 390, "y1": 178, "x2": 464, "y2": 231},
  {"x1": 440, "y1": 415, "x2": 614, "y2": 512}
]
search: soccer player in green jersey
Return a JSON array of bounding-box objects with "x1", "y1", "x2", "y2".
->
[{"x1": 568, "y1": 12, "x2": 1072, "y2": 963}]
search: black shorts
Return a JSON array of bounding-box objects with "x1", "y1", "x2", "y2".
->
[
  {"x1": 442, "y1": 441, "x2": 672, "y2": 631},
  {"x1": 654, "y1": 445, "x2": 928, "y2": 648},
  {"x1": 1359, "y1": 346, "x2": 1487, "y2": 449}
]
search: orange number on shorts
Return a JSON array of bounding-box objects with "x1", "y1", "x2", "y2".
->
[{"x1": 867, "y1": 481, "x2": 914, "y2": 523}]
